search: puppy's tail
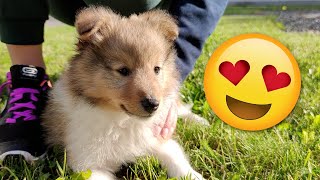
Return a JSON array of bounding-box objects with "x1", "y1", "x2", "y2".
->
[{"x1": 177, "y1": 103, "x2": 210, "y2": 126}]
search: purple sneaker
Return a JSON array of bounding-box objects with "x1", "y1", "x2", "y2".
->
[{"x1": 0, "y1": 65, "x2": 51, "y2": 161}]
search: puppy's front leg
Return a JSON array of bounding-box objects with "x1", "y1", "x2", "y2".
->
[
  {"x1": 89, "y1": 169, "x2": 116, "y2": 180},
  {"x1": 153, "y1": 139, "x2": 205, "y2": 180}
]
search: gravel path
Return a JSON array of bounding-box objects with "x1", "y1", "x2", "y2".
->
[{"x1": 278, "y1": 11, "x2": 320, "y2": 32}]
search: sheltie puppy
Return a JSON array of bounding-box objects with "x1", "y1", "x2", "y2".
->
[{"x1": 42, "y1": 6, "x2": 206, "y2": 180}]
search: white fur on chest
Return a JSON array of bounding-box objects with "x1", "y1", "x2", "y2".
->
[{"x1": 52, "y1": 80, "x2": 172, "y2": 171}]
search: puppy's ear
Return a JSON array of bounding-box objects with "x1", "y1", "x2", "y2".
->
[
  {"x1": 138, "y1": 10, "x2": 178, "y2": 41},
  {"x1": 75, "y1": 6, "x2": 120, "y2": 47}
]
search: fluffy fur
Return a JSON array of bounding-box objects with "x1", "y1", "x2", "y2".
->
[{"x1": 42, "y1": 6, "x2": 206, "y2": 180}]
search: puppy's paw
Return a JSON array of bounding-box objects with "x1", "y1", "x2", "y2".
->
[
  {"x1": 189, "y1": 114, "x2": 210, "y2": 126},
  {"x1": 89, "y1": 169, "x2": 115, "y2": 180},
  {"x1": 177, "y1": 103, "x2": 209, "y2": 126}
]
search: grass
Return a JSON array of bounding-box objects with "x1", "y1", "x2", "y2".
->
[
  {"x1": 0, "y1": 15, "x2": 320, "y2": 179},
  {"x1": 225, "y1": 5, "x2": 320, "y2": 15}
]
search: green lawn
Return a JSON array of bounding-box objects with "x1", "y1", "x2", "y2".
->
[
  {"x1": 224, "y1": 5, "x2": 320, "y2": 15},
  {"x1": 0, "y1": 15, "x2": 319, "y2": 180}
]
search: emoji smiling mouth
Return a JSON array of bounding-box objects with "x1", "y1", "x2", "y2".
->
[{"x1": 226, "y1": 95, "x2": 271, "y2": 120}]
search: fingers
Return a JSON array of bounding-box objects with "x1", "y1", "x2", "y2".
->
[
  {"x1": 160, "y1": 103, "x2": 178, "y2": 139},
  {"x1": 166, "y1": 115, "x2": 177, "y2": 139},
  {"x1": 152, "y1": 102, "x2": 178, "y2": 139},
  {"x1": 153, "y1": 125, "x2": 162, "y2": 137},
  {"x1": 161, "y1": 127, "x2": 169, "y2": 138}
]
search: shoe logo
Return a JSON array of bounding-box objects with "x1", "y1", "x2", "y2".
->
[{"x1": 22, "y1": 67, "x2": 38, "y2": 77}]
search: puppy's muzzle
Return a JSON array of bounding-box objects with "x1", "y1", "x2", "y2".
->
[{"x1": 141, "y1": 97, "x2": 159, "y2": 113}]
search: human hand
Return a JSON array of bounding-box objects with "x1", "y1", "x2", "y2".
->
[{"x1": 153, "y1": 102, "x2": 178, "y2": 139}]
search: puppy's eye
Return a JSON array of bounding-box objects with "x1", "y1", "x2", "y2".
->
[
  {"x1": 117, "y1": 67, "x2": 130, "y2": 76},
  {"x1": 154, "y1": 66, "x2": 160, "y2": 74}
]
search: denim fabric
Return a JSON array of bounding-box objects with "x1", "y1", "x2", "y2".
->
[{"x1": 169, "y1": 0, "x2": 229, "y2": 80}]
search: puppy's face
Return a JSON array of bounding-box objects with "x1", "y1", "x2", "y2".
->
[{"x1": 68, "y1": 7, "x2": 179, "y2": 118}]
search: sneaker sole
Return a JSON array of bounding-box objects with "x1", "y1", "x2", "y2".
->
[
  {"x1": 0, "y1": 150, "x2": 46, "y2": 162},
  {"x1": 0, "y1": 122, "x2": 47, "y2": 162}
]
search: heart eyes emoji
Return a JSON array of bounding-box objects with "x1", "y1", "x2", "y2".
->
[
  {"x1": 262, "y1": 65, "x2": 291, "y2": 92},
  {"x1": 219, "y1": 60, "x2": 291, "y2": 91},
  {"x1": 219, "y1": 60, "x2": 250, "y2": 86}
]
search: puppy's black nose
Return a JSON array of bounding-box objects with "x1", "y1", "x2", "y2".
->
[{"x1": 141, "y1": 98, "x2": 159, "y2": 113}]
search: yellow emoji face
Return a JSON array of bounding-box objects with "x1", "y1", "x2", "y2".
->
[{"x1": 204, "y1": 34, "x2": 301, "y2": 131}]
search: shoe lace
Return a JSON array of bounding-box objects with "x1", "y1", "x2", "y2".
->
[{"x1": 0, "y1": 72, "x2": 52, "y2": 123}]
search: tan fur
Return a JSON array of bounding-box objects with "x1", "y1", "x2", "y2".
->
[
  {"x1": 73, "y1": 7, "x2": 177, "y2": 112},
  {"x1": 42, "y1": 6, "x2": 205, "y2": 180}
]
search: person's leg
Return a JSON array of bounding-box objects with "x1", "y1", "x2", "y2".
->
[
  {"x1": 7, "y1": 45, "x2": 45, "y2": 68},
  {"x1": 1, "y1": 0, "x2": 87, "y2": 68},
  {"x1": 0, "y1": 0, "x2": 50, "y2": 160},
  {"x1": 0, "y1": 0, "x2": 48, "y2": 67},
  {"x1": 48, "y1": 0, "x2": 87, "y2": 26},
  {"x1": 0, "y1": 0, "x2": 91, "y2": 160},
  {"x1": 49, "y1": 0, "x2": 168, "y2": 26},
  {"x1": 82, "y1": 0, "x2": 162, "y2": 16},
  {"x1": 168, "y1": 0, "x2": 229, "y2": 81}
]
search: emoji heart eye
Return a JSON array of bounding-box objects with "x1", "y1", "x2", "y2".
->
[
  {"x1": 219, "y1": 60, "x2": 250, "y2": 85},
  {"x1": 262, "y1": 65, "x2": 291, "y2": 92}
]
